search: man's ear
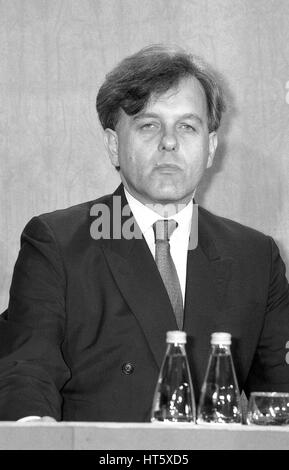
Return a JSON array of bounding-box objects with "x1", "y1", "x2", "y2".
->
[
  {"x1": 207, "y1": 131, "x2": 218, "y2": 169},
  {"x1": 104, "y1": 128, "x2": 119, "y2": 168}
]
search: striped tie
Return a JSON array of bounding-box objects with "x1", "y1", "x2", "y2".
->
[{"x1": 153, "y1": 219, "x2": 184, "y2": 330}]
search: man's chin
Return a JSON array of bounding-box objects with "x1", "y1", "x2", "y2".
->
[{"x1": 144, "y1": 189, "x2": 192, "y2": 207}]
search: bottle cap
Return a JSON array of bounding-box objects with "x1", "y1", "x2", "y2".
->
[
  {"x1": 211, "y1": 332, "x2": 231, "y2": 345},
  {"x1": 166, "y1": 331, "x2": 187, "y2": 344}
]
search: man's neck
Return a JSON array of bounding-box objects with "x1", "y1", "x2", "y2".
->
[{"x1": 123, "y1": 187, "x2": 194, "y2": 217}]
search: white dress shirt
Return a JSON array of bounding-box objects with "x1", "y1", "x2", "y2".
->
[{"x1": 124, "y1": 188, "x2": 193, "y2": 306}]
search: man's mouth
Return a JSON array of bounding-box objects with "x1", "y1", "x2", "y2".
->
[{"x1": 155, "y1": 163, "x2": 181, "y2": 173}]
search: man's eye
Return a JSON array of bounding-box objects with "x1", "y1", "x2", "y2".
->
[
  {"x1": 180, "y1": 124, "x2": 196, "y2": 131},
  {"x1": 140, "y1": 123, "x2": 157, "y2": 130}
]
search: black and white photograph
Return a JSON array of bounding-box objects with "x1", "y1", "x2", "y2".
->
[{"x1": 0, "y1": 0, "x2": 289, "y2": 454}]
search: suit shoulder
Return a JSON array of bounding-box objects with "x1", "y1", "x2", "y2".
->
[
  {"x1": 198, "y1": 205, "x2": 271, "y2": 248},
  {"x1": 37, "y1": 192, "x2": 113, "y2": 228},
  {"x1": 22, "y1": 192, "x2": 114, "y2": 246}
]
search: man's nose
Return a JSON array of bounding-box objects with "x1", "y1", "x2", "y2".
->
[{"x1": 158, "y1": 131, "x2": 178, "y2": 152}]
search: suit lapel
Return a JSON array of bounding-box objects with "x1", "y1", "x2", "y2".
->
[
  {"x1": 184, "y1": 246, "x2": 232, "y2": 332},
  {"x1": 184, "y1": 208, "x2": 234, "y2": 394},
  {"x1": 99, "y1": 186, "x2": 177, "y2": 369},
  {"x1": 97, "y1": 186, "x2": 233, "y2": 377},
  {"x1": 185, "y1": 206, "x2": 233, "y2": 324}
]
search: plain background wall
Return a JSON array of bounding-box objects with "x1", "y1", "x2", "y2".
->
[{"x1": 1, "y1": 0, "x2": 289, "y2": 312}]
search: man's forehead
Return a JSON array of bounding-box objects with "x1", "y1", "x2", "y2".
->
[
  {"x1": 133, "y1": 83, "x2": 206, "y2": 127},
  {"x1": 144, "y1": 76, "x2": 207, "y2": 109},
  {"x1": 116, "y1": 76, "x2": 208, "y2": 126}
]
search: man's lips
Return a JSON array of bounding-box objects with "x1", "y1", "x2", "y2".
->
[{"x1": 154, "y1": 163, "x2": 182, "y2": 173}]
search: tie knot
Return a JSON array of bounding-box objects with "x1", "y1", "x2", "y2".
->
[{"x1": 153, "y1": 219, "x2": 178, "y2": 242}]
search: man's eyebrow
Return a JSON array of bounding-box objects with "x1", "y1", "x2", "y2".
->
[
  {"x1": 132, "y1": 113, "x2": 159, "y2": 121},
  {"x1": 180, "y1": 113, "x2": 204, "y2": 125},
  {"x1": 132, "y1": 112, "x2": 204, "y2": 125}
]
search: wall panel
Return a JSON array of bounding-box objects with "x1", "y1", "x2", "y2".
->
[{"x1": 1, "y1": 0, "x2": 289, "y2": 311}]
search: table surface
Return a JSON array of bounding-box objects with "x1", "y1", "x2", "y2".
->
[{"x1": 0, "y1": 421, "x2": 288, "y2": 450}]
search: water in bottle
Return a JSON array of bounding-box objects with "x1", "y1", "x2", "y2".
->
[
  {"x1": 151, "y1": 330, "x2": 196, "y2": 423},
  {"x1": 197, "y1": 332, "x2": 242, "y2": 424}
]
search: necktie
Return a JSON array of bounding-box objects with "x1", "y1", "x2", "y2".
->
[{"x1": 153, "y1": 219, "x2": 184, "y2": 330}]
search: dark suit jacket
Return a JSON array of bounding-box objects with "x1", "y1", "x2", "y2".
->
[{"x1": 1, "y1": 184, "x2": 289, "y2": 421}]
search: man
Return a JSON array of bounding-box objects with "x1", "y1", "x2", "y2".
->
[{"x1": 1, "y1": 45, "x2": 289, "y2": 422}]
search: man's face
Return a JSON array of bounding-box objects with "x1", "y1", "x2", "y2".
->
[{"x1": 105, "y1": 76, "x2": 217, "y2": 207}]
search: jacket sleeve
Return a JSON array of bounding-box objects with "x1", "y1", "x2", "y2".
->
[
  {"x1": 245, "y1": 236, "x2": 289, "y2": 394},
  {"x1": 0, "y1": 216, "x2": 71, "y2": 420}
]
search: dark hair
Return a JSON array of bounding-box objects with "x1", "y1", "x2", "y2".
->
[{"x1": 96, "y1": 44, "x2": 226, "y2": 132}]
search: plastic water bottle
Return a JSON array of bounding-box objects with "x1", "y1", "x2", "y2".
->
[
  {"x1": 197, "y1": 332, "x2": 242, "y2": 424},
  {"x1": 151, "y1": 330, "x2": 196, "y2": 422}
]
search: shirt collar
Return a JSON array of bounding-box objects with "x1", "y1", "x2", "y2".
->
[{"x1": 124, "y1": 187, "x2": 193, "y2": 237}]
